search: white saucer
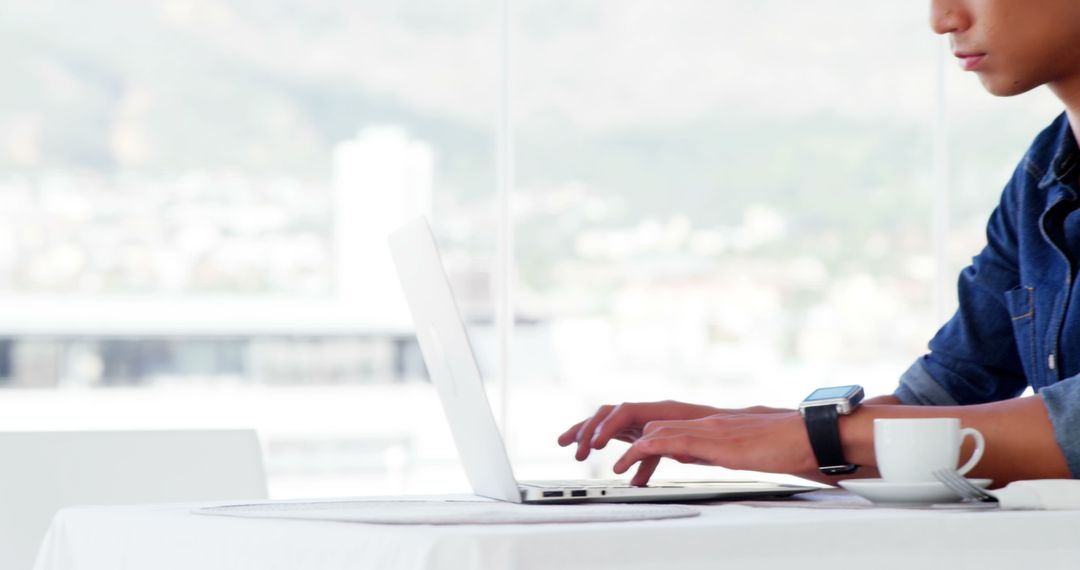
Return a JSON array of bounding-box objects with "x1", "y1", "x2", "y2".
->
[{"x1": 838, "y1": 478, "x2": 993, "y2": 505}]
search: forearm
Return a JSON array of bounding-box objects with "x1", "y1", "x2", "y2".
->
[{"x1": 838, "y1": 395, "x2": 1072, "y2": 485}]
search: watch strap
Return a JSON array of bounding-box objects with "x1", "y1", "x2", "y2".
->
[{"x1": 803, "y1": 405, "x2": 858, "y2": 475}]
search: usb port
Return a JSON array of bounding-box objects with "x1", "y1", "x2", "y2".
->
[
  {"x1": 570, "y1": 490, "x2": 587, "y2": 497},
  {"x1": 542, "y1": 491, "x2": 564, "y2": 498}
]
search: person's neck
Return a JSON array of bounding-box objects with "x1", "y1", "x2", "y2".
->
[{"x1": 1050, "y1": 75, "x2": 1080, "y2": 146}]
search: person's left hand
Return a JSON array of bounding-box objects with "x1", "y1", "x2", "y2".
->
[{"x1": 611, "y1": 409, "x2": 818, "y2": 486}]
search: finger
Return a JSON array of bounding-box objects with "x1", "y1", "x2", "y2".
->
[
  {"x1": 575, "y1": 405, "x2": 614, "y2": 461},
  {"x1": 557, "y1": 420, "x2": 587, "y2": 447},
  {"x1": 614, "y1": 433, "x2": 716, "y2": 475},
  {"x1": 642, "y1": 419, "x2": 715, "y2": 436},
  {"x1": 612, "y1": 428, "x2": 643, "y2": 444},
  {"x1": 590, "y1": 402, "x2": 727, "y2": 449},
  {"x1": 613, "y1": 436, "x2": 669, "y2": 475},
  {"x1": 591, "y1": 404, "x2": 639, "y2": 449},
  {"x1": 646, "y1": 433, "x2": 722, "y2": 467},
  {"x1": 630, "y1": 456, "x2": 661, "y2": 487}
]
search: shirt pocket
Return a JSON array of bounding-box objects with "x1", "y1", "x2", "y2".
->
[{"x1": 1004, "y1": 285, "x2": 1036, "y2": 380}]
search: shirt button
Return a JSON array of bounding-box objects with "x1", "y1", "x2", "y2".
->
[{"x1": 1049, "y1": 353, "x2": 1057, "y2": 370}]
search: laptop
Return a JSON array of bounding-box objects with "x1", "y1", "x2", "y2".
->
[{"x1": 388, "y1": 216, "x2": 816, "y2": 503}]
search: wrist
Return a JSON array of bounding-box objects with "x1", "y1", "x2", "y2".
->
[
  {"x1": 838, "y1": 408, "x2": 870, "y2": 468},
  {"x1": 838, "y1": 404, "x2": 903, "y2": 468}
]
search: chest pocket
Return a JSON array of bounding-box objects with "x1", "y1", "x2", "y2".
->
[{"x1": 1004, "y1": 285, "x2": 1036, "y2": 381}]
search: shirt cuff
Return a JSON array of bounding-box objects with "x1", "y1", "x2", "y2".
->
[
  {"x1": 893, "y1": 358, "x2": 960, "y2": 406},
  {"x1": 1037, "y1": 375, "x2": 1080, "y2": 478}
]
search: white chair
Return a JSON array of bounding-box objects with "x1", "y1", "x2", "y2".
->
[{"x1": 0, "y1": 430, "x2": 268, "y2": 570}]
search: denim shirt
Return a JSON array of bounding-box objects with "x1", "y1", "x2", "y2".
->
[{"x1": 894, "y1": 111, "x2": 1080, "y2": 477}]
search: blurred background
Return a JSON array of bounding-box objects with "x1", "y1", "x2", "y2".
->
[{"x1": 0, "y1": 0, "x2": 1062, "y2": 497}]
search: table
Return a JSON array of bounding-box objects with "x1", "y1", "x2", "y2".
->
[{"x1": 33, "y1": 491, "x2": 1080, "y2": 570}]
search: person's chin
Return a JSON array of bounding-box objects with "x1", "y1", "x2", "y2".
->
[{"x1": 978, "y1": 73, "x2": 1041, "y2": 97}]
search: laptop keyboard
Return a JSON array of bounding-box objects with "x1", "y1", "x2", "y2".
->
[
  {"x1": 520, "y1": 479, "x2": 766, "y2": 490},
  {"x1": 519, "y1": 479, "x2": 642, "y2": 489}
]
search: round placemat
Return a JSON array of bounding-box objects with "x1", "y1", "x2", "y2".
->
[{"x1": 196, "y1": 499, "x2": 700, "y2": 525}]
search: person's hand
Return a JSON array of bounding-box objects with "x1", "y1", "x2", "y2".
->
[
  {"x1": 609, "y1": 409, "x2": 817, "y2": 485},
  {"x1": 557, "y1": 401, "x2": 791, "y2": 484},
  {"x1": 558, "y1": 400, "x2": 718, "y2": 485}
]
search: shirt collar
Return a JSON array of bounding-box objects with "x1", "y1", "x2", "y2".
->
[{"x1": 1039, "y1": 112, "x2": 1080, "y2": 198}]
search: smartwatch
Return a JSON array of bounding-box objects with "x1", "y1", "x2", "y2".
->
[{"x1": 798, "y1": 385, "x2": 864, "y2": 476}]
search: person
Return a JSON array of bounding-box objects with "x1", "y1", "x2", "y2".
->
[{"x1": 558, "y1": 0, "x2": 1080, "y2": 487}]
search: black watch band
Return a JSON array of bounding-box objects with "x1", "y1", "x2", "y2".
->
[{"x1": 803, "y1": 405, "x2": 858, "y2": 475}]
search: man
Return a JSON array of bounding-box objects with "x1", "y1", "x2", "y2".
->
[{"x1": 559, "y1": 0, "x2": 1080, "y2": 486}]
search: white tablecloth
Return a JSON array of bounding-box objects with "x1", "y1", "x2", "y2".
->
[{"x1": 33, "y1": 492, "x2": 1080, "y2": 570}]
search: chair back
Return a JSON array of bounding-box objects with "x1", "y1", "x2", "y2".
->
[{"x1": 0, "y1": 430, "x2": 267, "y2": 570}]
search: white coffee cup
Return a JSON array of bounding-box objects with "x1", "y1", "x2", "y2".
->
[{"x1": 874, "y1": 418, "x2": 985, "y2": 483}]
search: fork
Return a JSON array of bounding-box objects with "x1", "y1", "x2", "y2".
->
[{"x1": 932, "y1": 468, "x2": 999, "y2": 503}]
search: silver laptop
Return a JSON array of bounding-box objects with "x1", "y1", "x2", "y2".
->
[{"x1": 388, "y1": 216, "x2": 815, "y2": 503}]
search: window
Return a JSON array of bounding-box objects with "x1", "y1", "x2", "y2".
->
[
  {"x1": 0, "y1": 0, "x2": 1060, "y2": 495},
  {"x1": 0, "y1": 0, "x2": 498, "y2": 497}
]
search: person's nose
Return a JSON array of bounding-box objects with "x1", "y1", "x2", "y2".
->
[{"x1": 929, "y1": 0, "x2": 970, "y2": 35}]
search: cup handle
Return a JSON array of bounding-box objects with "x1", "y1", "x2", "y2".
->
[{"x1": 956, "y1": 427, "x2": 986, "y2": 476}]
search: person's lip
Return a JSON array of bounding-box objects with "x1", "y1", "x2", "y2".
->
[{"x1": 954, "y1": 52, "x2": 987, "y2": 71}]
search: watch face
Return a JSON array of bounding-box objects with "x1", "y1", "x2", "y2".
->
[{"x1": 805, "y1": 386, "x2": 860, "y2": 402}]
